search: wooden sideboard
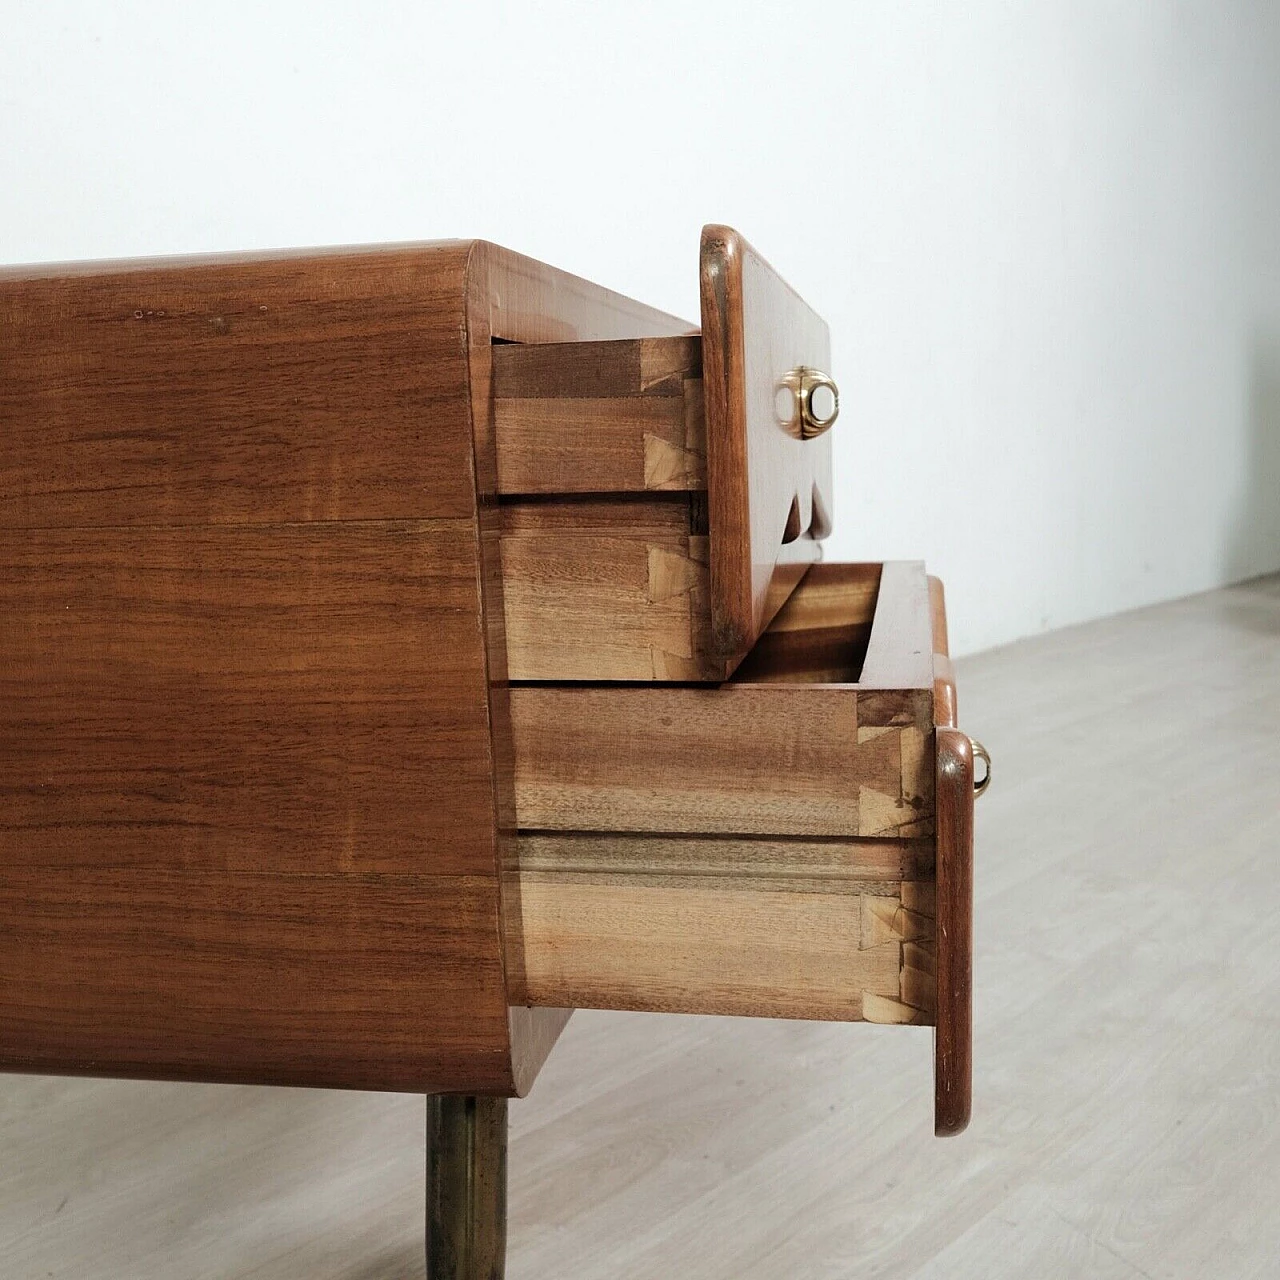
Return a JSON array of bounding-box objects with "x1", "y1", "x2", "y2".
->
[{"x1": 0, "y1": 227, "x2": 979, "y2": 1276}]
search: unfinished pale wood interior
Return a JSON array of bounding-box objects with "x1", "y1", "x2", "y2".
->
[
  {"x1": 499, "y1": 495, "x2": 717, "y2": 681},
  {"x1": 493, "y1": 337, "x2": 722, "y2": 681},
  {"x1": 493, "y1": 336, "x2": 706, "y2": 495},
  {"x1": 503, "y1": 562, "x2": 941, "y2": 1026}
]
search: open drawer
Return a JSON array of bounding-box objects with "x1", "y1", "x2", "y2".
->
[
  {"x1": 493, "y1": 226, "x2": 835, "y2": 681},
  {"x1": 503, "y1": 560, "x2": 975, "y2": 1134}
]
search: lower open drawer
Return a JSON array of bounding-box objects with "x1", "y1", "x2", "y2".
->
[{"x1": 502, "y1": 560, "x2": 975, "y2": 1133}]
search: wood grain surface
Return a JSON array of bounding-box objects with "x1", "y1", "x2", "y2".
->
[
  {"x1": 927, "y1": 577, "x2": 973, "y2": 1133},
  {"x1": 733, "y1": 561, "x2": 880, "y2": 683},
  {"x1": 0, "y1": 240, "x2": 697, "y2": 1096},
  {"x1": 0, "y1": 521, "x2": 491, "y2": 876},
  {"x1": 508, "y1": 877, "x2": 906, "y2": 1020},
  {"x1": 510, "y1": 563, "x2": 935, "y2": 840},
  {"x1": 492, "y1": 335, "x2": 715, "y2": 683},
  {"x1": 0, "y1": 234, "x2": 942, "y2": 1112},
  {"x1": 0, "y1": 868, "x2": 508, "y2": 1091},
  {"x1": 931, "y1": 574, "x2": 959, "y2": 729},
  {"x1": 504, "y1": 832, "x2": 934, "y2": 1021},
  {"x1": 859, "y1": 560, "x2": 936, "y2": 690},
  {"x1": 0, "y1": 246, "x2": 477, "y2": 527},
  {"x1": 0, "y1": 244, "x2": 521, "y2": 1093},
  {"x1": 699, "y1": 225, "x2": 834, "y2": 669},
  {"x1": 499, "y1": 497, "x2": 717, "y2": 681},
  {"x1": 492, "y1": 337, "x2": 704, "y2": 494},
  {"x1": 933, "y1": 727, "x2": 974, "y2": 1136},
  {"x1": 510, "y1": 682, "x2": 933, "y2": 838}
]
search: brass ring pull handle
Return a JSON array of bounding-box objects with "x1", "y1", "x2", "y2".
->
[
  {"x1": 777, "y1": 368, "x2": 839, "y2": 440},
  {"x1": 970, "y1": 739, "x2": 991, "y2": 798}
]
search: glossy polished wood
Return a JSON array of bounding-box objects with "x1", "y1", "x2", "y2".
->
[
  {"x1": 929, "y1": 576, "x2": 972, "y2": 1133},
  {"x1": 0, "y1": 244, "x2": 516, "y2": 1094},
  {"x1": 0, "y1": 236, "x2": 977, "y2": 1274},
  {"x1": 1, "y1": 521, "x2": 488, "y2": 878},
  {"x1": 491, "y1": 223, "x2": 843, "y2": 683},
  {"x1": 0, "y1": 245, "x2": 478, "y2": 527},
  {"x1": 930, "y1": 574, "x2": 958, "y2": 728},
  {"x1": 699, "y1": 225, "x2": 833, "y2": 668},
  {"x1": 934, "y1": 727, "x2": 974, "y2": 1136}
]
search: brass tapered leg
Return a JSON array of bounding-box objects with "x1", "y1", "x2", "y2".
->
[{"x1": 425, "y1": 1095, "x2": 508, "y2": 1280}]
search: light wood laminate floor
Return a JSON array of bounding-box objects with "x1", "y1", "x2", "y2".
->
[{"x1": 3, "y1": 576, "x2": 1278, "y2": 1279}]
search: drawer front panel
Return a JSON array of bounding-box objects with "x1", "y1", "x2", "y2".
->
[
  {"x1": 701, "y1": 225, "x2": 835, "y2": 665},
  {"x1": 490, "y1": 225, "x2": 835, "y2": 682}
]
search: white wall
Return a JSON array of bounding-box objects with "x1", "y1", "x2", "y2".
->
[{"x1": 4, "y1": 2, "x2": 1279, "y2": 654}]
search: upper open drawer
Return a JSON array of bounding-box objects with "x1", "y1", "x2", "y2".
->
[{"x1": 493, "y1": 225, "x2": 836, "y2": 679}]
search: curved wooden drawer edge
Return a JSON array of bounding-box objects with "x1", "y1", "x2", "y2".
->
[{"x1": 933, "y1": 726, "x2": 974, "y2": 1137}]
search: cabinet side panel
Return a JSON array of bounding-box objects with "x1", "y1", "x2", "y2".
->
[
  {"x1": 0, "y1": 870, "x2": 512, "y2": 1093},
  {"x1": 0, "y1": 245, "x2": 477, "y2": 527},
  {"x1": 0, "y1": 246, "x2": 516, "y2": 1092}
]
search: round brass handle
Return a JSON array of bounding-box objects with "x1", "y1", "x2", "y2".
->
[
  {"x1": 777, "y1": 368, "x2": 839, "y2": 440},
  {"x1": 971, "y1": 738, "x2": 991, "y2": 798}
]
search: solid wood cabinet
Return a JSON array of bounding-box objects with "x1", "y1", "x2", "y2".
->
[{"x1": 0, "y1": 226, "x2": 978, "y2": 1273}]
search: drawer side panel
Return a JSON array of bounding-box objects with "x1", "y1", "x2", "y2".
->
[{"x1": 503, "y1": 834, "x2": 934, "y2": 1023}]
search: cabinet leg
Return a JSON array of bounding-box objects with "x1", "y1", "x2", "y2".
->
[{"x1": 425, "y1": 1095, "x2": 508, "y2": 1280}]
